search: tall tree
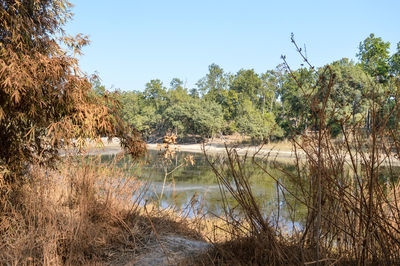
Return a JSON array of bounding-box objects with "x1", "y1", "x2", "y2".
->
[
  {"x1": 390, "y1": 42, "x2": 400, "y2": 76},
  {"x1": 357, "y1": 33, "x2": 390, "y2": 81},
  {"x1": 235, "y1": 98, "x2": 283, "y2": 141},
  {"x1": 119, "y1": 90, "x2": 160, "y2": 137},
  {"x1": 279, "y1": 68, "x2": 314, "y2": 132},
  {"x1": 230, "y1": 69, "x2": 262, "y2": 104},
  {"x1": 328, "y1": 58, "x2": 371, "y2": 121},
  {"x1": 0, "y1": 0, "x2": 145, "y2": 182},
  {"x1": 260, "y1": 70, "x2": 280, "y2": 114},
  {"x1": 196, "y1": 63, "x2": 228, "y2": 103},
  {"x1": 168, "y1": 78, "x2": 190, "y2": 104},
  {"x1": 144, "y1": 79, "x2": 167, "y2": 112}
]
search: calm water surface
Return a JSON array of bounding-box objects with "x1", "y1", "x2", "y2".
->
[{"x1": 100, "y1": 149, "x2": 307, "y2": 226}]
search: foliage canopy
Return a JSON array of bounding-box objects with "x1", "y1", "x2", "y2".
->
[{"x1": 0, "y1": 0, "x2": 145, "y2": 182}]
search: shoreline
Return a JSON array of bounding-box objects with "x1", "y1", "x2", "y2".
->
[
  {"x1": 147, "y1": 143, "x2": 297, "y2": 158},
  {"x1": 81, "y1": 140, "x2": 400, "y2": 166},
  {"x1": 63, "y1": 137, "x2": 400, "y2": 166},
  {"x1": 80, "y1": 140, "x2": 298, "y2": 162}
]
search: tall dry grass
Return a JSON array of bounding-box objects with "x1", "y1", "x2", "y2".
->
[
  {"x1": 194, "y1": 53, "x2": 400, "y2": 265},
  {"x1": 192, "y1": 146, "x2": 313, "y2": 265},
  {"x1": 0, "y1": 156, "x2": 144, "y2": 264},
  {"x1": 0, "y1": 155, "x2": 203, "y2": 265},
  {"x1": 275, "y1": 58, "x2": 400, "y2": 264}
]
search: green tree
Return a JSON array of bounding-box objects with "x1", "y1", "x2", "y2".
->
[
  {"x1": 390, "y1": 42, "x2": 400, "y2": 76},
  {"x1": 189, "y1": 88, "x2": 200, "y2": 99},
  {"x1": 230, "y1": 69, "x2": 262, "y2": 104},
  {"x1": 235, "y1": 99, "x2": 283, "y2": 141},
  {"x1": 90, "y1": 75, "x2": 107, "y2": 96},
  {"x1": 357, "y1": 35, "x2": 400, "y2": 133},
  {"x1": 144, "y1": 79, "x2": 168, "y2": 112},
  {"x1": 260, "y1": 70, "x2": 281, "y2": 114},
  {"x1": 327, "y1": 59, "x2": 371, "y2": 130},
  {"x1": 196, "y1": 63, "x2": 228, "y2": 103},
  {"x1": 278, "y1": 68, "x2": 314, "y2": 133},
  {"x1": 119, "y1": 91, "x2": 160, "y2": 137},
  {"x1": 168, "y1": 78, "x2": 191, "y2": 104},
  {"x1": 357, "y1": 33, "x2": 390, "y2": 81},
  {"x1": 163, "y1": 99, "x2": 224, "y2": 137},
  {"x1": 222, "y1": 89, "x2": 240, "y2": 129}
]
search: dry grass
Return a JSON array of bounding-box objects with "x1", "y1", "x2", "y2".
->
[
  {"x1": 188, "y1": 134, "x2": 400, "y2": 265},
  {"x1": 189, "y1": 56, "x2": 400, "y2": 265},
  {"x1": 184, "y1": 146, "x2": 313, "y2": 265},
  {"x1": 0, "y1": 155, "x2": 203, "y2": 265}
]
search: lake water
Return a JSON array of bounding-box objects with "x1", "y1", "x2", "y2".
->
[{"x1": 100, "y1": 149, "x2": 307, "y2": 227}]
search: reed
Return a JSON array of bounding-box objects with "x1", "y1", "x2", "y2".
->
[{"x1": 194, "y1": 43, "x2": 400, "y2": 265}]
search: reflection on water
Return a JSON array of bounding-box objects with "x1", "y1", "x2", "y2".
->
[{"x1": 100, "y1": 150, "x2": 307, "y2": 227}]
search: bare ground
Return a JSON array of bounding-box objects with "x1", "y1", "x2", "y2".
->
[{"x1": 125, "y1": 235, "x2": 210, "y2": 266}]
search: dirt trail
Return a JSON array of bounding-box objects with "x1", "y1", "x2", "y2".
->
[
  {"x1": 131, "y1": 235, "x2": 210, "y2": 266},
  {"x1": 107, "y1": 234, "x2": 210, "y2": 266}
]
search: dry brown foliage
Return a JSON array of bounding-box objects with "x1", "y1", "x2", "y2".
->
[
  {"x1": 199, "y1": 146, "x2": 310, "y2": 265},
  {"x1": 0, "y1": 1, "x2": 150, "y2": 263},
  {"x1": 0, "y1": 0, "x2": 146, "y2": 185},
  {"x1": 0, "y1": 156, "x2": 204, "y2": 265}
]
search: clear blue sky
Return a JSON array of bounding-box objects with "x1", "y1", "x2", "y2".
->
[{"x1": 65, "y1": 0, "x2": 400, "y2": 91}]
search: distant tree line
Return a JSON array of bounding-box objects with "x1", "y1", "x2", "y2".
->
[{"x1": 92, "y1": 34, "x2": 400, "y2": 142}]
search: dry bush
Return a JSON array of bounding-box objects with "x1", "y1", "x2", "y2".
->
[
  {"x1": 0, "y1": 155, "x2": 203, "y2": 265},
  {"x1": 0, "y1": 0, "x2": 146, "y2": 185},
  {"x1": 195, "y1": 42, "x2": 400, "y2": 265},
  {"x1": 275, "y1": 52, "x2": 400, "y2": 264},
  {"x1": 195, "y1": 146, "x2": 311, "y2": 265}
]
